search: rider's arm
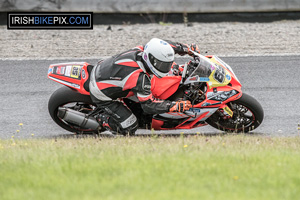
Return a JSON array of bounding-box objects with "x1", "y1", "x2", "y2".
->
[
  {"x1": 132, "y1": 73, "x2": 173, "y2": 114},
  {"x1": 164, "y1": 40, "x2": 200, "y2": 56},
  {"x1": 132, "y1": 73, "x2": 191, "y2": 114}
]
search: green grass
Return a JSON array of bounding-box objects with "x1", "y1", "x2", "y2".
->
[{"x1": 1, "y1": 135, "x2": 300, "y2": 200}]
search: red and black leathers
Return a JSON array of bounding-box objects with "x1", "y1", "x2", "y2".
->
[{"x1": 89, "y1": 41, "x2": 192, "y2": 135}]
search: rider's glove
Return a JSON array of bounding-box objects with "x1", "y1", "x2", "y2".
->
[
  {"x1": 177, "y1": 43, "x2": 190, "y2": 56},
  {"x1": 169, "y1": 100, "x2": 192, "y2": 112},
  {"x1": 188, "y1": 43, "x2": 200, "y2": 55},
  {"x1": 177, "y1": 43, "x2": 200, "y2": 56}
]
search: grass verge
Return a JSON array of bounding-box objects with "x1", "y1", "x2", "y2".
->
[{"x1": 1, "y1": 134, "x2": 300, "y2": 200}]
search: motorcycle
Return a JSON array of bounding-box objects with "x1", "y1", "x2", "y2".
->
[{"x1": 47, "y1": 51, "x2": 264, "y2": 135}]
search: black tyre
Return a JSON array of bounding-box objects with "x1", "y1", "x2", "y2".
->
[
  {"x1": 206, "y1": 93, "x2": 264, "y2": 133},
  {"x1": 48, "y1": 86, "x2": 99, "y2": 134}
]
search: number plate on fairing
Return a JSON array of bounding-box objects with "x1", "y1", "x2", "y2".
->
[{"x1": 207, "y1": 61, "x2": 231, "y2": 89}]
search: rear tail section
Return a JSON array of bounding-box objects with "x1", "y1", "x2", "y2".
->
[{"x1": 48, "y1": 62, "x2": 94, "y2": 95}]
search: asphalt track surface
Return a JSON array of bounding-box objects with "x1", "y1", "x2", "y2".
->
[{"x1": 1, "y1": 56, "x2": 300, "y2": 139}]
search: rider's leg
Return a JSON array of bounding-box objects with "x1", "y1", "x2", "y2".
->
[{"x1": 91, "y1": 95, "x2": 138, "y2": 135}]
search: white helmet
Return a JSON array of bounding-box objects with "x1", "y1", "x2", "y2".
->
[{"x1": 142, "y1": 38, "x2": 175, "y2": 78}]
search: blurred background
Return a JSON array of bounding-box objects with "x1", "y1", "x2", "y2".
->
[{"x1": 1, "y1": 0, "x2": 300, "y2": 24}]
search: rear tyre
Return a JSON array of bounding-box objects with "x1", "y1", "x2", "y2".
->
[
  {"x1": 48, "y1": 86, "x2": 99, "y2": 134},
  {"x1": 206, "y1": 93, "x2": 264, "y2": 133}
]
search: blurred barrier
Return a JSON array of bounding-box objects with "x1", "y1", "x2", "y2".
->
[{"x1": 1, "y1": 0, "x2": 300, "y2": 13}]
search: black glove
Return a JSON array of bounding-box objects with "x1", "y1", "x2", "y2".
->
[
  {"x1": 177, "y1": 43, "x2": 190, "y2": 56},
  {"x1": 177, "y1": 43, "x2": 200, "y2": 56}
]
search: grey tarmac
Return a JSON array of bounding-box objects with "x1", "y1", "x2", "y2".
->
[
  {"x1": 1, "y1": 20, "x2": 300, "y2": 138},
  {"x1": 1, "y1": 56, "x2": 300, "y2": 139}
]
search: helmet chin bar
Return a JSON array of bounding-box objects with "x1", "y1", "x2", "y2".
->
[
  {"x1": 142, "y1": 52, "x2": 166, "y2": 78},
  {"x1": 147, "y1": 59, "x2": 167, "y2": 78},
  {"x1": 140, "y1": 58, "x2": 153, "y2": 75}
]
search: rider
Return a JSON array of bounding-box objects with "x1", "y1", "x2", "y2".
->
[{"x1": 89, "y1": 38, "x2": 200, "y2": 135}]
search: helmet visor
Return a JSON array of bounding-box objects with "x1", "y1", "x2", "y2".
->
[{"x1": 149, "y1": 53, "x2": 173, "y2": 73}]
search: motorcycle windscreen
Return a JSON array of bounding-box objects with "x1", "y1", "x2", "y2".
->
[
  {"x1": 190, "y1": 59, "x2": 213, "y2": 78},
  {"x1": 187, "y1": 57, "x2": 232, "y2": 89}
]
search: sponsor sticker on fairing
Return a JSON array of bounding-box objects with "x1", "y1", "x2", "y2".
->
[
  {"x1": 188, "y1": 108, "x2": 201, "y2": 113},
  {"x1": 223, "y1": 106, "x2": 233, "y2": 117},
  {"x1": 199, "y1": 77, "x2": 210, "y2": 82},
  {"x1": 189, "y1": 76, "x2": 198, "y2": 81},
  {"x1": 56, "y1": 66, "x2": 62, "y2": 74},
  {"x1": 71, "y1": 65, "x2": 80, "y2": 78},
  {"x1": 60, "y1": 66, "x2": 65, "y2": 74},
  {"x1": 81, "y1": 69, "x2": 86, "y2": 79},
  {"x1": 226, "y1": 74, "x2": 231, "y2": 81},
  {"x1": 48, "y1": 68, "x2": 52, "y2": 74},
  {"x1": 65, "y1": 65, "x2": 72, "y2": 77}
]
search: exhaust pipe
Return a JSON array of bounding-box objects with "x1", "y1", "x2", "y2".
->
[{"x1": 57, "y1": 107, "x2": 100, "y2": 130}]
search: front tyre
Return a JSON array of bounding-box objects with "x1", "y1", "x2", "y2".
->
[
  {"x1": 206, "y1": 93, "x2": 264, "y2": 133},
  {"x1": 48, "y1": 86, "x2": 99, "y2": 134}
]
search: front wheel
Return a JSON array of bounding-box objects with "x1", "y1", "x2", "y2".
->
[{"x1": 206, "y1": 93, "x2": 264, "y2": 133}]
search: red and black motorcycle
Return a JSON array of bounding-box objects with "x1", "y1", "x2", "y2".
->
[{"x1": 48, "y1": 51, "x2": 264, "y2": 135}]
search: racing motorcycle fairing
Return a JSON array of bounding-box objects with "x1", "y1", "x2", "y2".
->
[
  {"x1": 199, "y1": 86, "x2": 241, "y2": 108},
  {"x1": 197, "y1": 56, "x2": 242, "y2": 108},
  {"x1": 151, "y1": 112, "x2": 209, "y2": 130},
  {"x1": 48, "y1": 62, "x2": 92, "y2": 95},
  {"x1": 150, "y1": 54, "x2": 243, "y2": 130},
  {"x1": 151, "y1": 107, "x2": 218, "y2": 130},
  {"x1": 185, "y1": 55, "x2": 241, "y2": 89}
]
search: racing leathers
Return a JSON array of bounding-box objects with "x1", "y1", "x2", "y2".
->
[{"x1": 89, "y1": 40, "x2": 196, "y2": 135}]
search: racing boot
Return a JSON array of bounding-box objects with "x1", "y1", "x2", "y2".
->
[{"x1": 96, "y1": 113, "x2": 137, "y2": 136}]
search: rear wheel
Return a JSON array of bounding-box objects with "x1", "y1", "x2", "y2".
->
[
  {"x1": 206, "y1": 93, "x2": 264, "y2": 133},
  {"x1": 48, "y1": 87, "x2": 99, "y2": 134}
]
